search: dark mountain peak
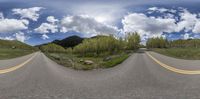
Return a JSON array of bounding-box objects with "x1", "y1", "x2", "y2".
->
[{"x1": 52, "y1": 35, "x2": 84, "y2": 48}]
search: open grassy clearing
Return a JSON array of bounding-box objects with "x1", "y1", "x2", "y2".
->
[
  {"x1": 45, "y1": 52, "x2": 130, "y2": 70},
  {"x1": 0, "y1": 48, "x2": 35, "y2": 60},
  {"x1": 153, "y1": 48, "x2": 200, "y2": 60}
]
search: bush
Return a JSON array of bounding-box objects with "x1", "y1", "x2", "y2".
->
[
  {"x1": 40, "y1": 43, "x2": 66, "y2": 53},
  {"x1": 66, "y1": 47, "x2": 73, "y2": 53},
  {"x1": 126, "y1": 32, "x2": 141, "y2": 50},
  {"x1": 146, "y1": 37, "x2": 168, "y2": 48},
  {"x1": 146, "y1": 38, "x2": 200, "y2": 48},
  {"x1": 72, "y1": 34, "x2": 141, "y2": 56},
  {"x1": 73, "y1": 36, "x2": 125, "y2": 56}
]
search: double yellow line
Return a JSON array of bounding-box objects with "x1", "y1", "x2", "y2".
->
[
  {"x1": 1, "y1": 52, "x2": 199, "y2": 75},
  {"x1": 0, "y1": 53, "x2": 36, "y2": 74},
  {"x1": 146, "y1": 52, "x2": 200, "y2": 75}
]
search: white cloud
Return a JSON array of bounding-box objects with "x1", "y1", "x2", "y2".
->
[
  {"x1": 0, "y1": 36, "x2": 14, "y2": 41},
  {"x1": 123, "y1": 7, "x2": 200, "y2": 41},
  {"x1": 176, "y1": 9, "x2": 199, "y2": 32},
  {"x1": 193, "y1": 21, "x2": 200, "y2": 33},
  {"x1": 122, "y1": 13, "x2": 176, "y2": 38},
  {"x1": 47, "y1": 16, "x2": 58, "y2": 23},
  {"x1": 42, "y1": 34, "x2": 49, "y2": 40},
  {"x1": 0, "y1": 13, "x2": 29, "y2": 41},
  {"x1": 164, "y1": 13, "x2": 175, "y2": 19},
  {"x1": 70, "y1": 3, "x2": 127, "y2": 25},
  {"x1": 0, "y1": 32, "x2": 28, "y2": 42},
  {"x1": 148, "y1": 7, "x2": 176, "y2": 13},
  {"x1": 14, "y1": 32, "x2": 27, "y2": 42},
  {"x1": 60, "y1": 15, "x2": 119, "y2": 36},
  {"x1": 183, "y1": 33, "x2": 190, "y2": 40},
  {"x1": 35, "y1": 16, "x2": 59, "y2": 34},
  {"x1": 0, "y1": 18, "x2": 28, "y2": 33},
  {"x1": 148, "y1": 7, "x2": 168, "y2": 13},
  {"x1": 148, "y1": 7, "x2": 158, "y2": 11},
  {"x1": 35, "y1": 23, "x2": 58, "y2": 34},
  {"x1": 12, "y1": 7, "x2": 43, "y2": 21}
]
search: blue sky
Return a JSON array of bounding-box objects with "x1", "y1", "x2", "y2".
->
[{"x1": 0, "y1": 0, "x2": 200, "y2": 45}]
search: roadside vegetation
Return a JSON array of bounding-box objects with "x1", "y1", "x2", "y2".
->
[
  {"x1": 40, "y1": 33, "x2": 140, "y2": 70},
  {"x1": 0, "y1": 39, "x2": 37, "y2": 59},
  {"x1": 146, "y1": 37, "x2": 200, "y2": 59}
]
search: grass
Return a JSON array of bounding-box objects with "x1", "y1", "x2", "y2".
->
[
  {"x1": 45, "y1": 52, "x2": 130, "y2": 70},
  {"x1": 153, "y1": 48, "x2": 200, "y2": 60},
  {"x1": 101, "y1": 54, "x2": 129, "y2": 68},
  {"x1": 0, "y1": 48, "x2": 35, "y2": 60}
]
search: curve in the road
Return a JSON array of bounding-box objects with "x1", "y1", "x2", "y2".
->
[
  {"x1": 146, "y1": 52, "x2": 200, "y2": 75},
  {"x1": 0, "y1": 53, "x2": 37, "y2": 74}
]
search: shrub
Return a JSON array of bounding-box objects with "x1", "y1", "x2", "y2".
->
[
  {"x1": 126, "y1": 32, "x2": 141, "y2": 50},
  {"x1": 73, "y1": 36, "x2": 125, "y2": 56},
  {"x1": 40, "y1": 43, "x2": 66, "y2": 53},
  {"x1": 73, "y1": 34, "x2": 141, "y2": 56}
]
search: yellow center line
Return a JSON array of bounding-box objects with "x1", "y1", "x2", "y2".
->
[
  {"x1": 0, "y1": 53, "x2": 37, "y2": 74},
  {"x1": 146, "y1": 52, "x2": 200, "y2": 75}
]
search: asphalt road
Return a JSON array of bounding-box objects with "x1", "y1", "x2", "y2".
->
[{"x1": 1, "y1": 49, "x2": 200, "y2": 99}]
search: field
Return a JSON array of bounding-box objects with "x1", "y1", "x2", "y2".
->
[
  {"x1": 45, "y1": 52, "x2": 130, "y2": 70},
  {"x1": 154, "y1": 48, "x2": 200, "y2": 60},
  {"x1": 0, "y1": 48, "x2": 35, "y2": 60}
]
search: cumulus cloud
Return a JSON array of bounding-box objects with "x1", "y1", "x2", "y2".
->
[
  {"x1": 47, "y1": 16, "x2": 58, "y2": 23},
  {"x1": 123, "y1": 7, "x2": 200, "y2": 41},
  {"x1": 0, "y1": 32, "x2": 28, "y2": 42},
  {"x1": 0, "y1": 13, "x2": 29, "y2": 41},
  {"x1": 12, "y1": 7, "x2": 43, "y2": 21},
  {"x1": 183, "y1": 33, "x2": 190, "y2": 40},
  {"x1": 148, "y1": 7, "x2": 176, "y2": 13},
  {"x1": 0, "y1": 36, "x2": 14, "y2": 41},
  {"x1": 42, "y1": 34, "x2": 49, "y2": 40},
  {"x1": 176, "y1": 9, "x2": 199, "y2": 32},
  {"x1": 35, "y1": 23, "x2": 58, "y2": 33},
  {"x1": 122, "y1": 13, "x2": 176, "y2": 38},
  {"x1": 35, "y1": 16, "x2": 58, "y2": 34},
  {"x1": 193, "y1": 21, "x2": 200, "y2": 33},
  {"x1": 60, "y1": 15, "x2": 119, "y2": 36},
  {"x1": 0, "y1": 18, "x2": 28, "y2": 33},
  {"x1": 69, "y1": 3, "x2": 127, "y2": 25},
  {"x1": 14, "y1": 32, "x2": 27, "y2": 42}
]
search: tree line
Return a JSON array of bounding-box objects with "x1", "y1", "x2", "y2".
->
[
  {"x1": 73, "y1": 33, "x2": 141, "y2": 56},
  {"x1": 146, "y1": 37, "x2": 200, "y2": 48},
  {"x1": 40, "y1": 33, "x2": 141, "y2": 56}
]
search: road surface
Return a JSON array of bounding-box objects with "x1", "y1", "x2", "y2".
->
[{"x1": 1, "y1": 49, "x2": 200, "y2": 99}]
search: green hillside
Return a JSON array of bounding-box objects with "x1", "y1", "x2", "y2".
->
[
  {"x1": 0, "y1": 39, "x2": 36, "y2": 50},
  {"x1": 0, "y1": 39, "x2": 37, "y2": 59}
]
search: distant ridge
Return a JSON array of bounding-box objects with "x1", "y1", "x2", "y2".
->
[
  {"x1": 52, "y1": 35, "x2": 84, "y2": 48},
  {"x1": 0, "y1": 39, "x2": 35, "y2": 50},
  {"x1": 38, "y1": 35, "x2": 109, "y2": 48}
]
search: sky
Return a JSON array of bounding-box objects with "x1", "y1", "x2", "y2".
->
[{"x1": 0, "y1": 0, "x2": 200, "y2": 45}]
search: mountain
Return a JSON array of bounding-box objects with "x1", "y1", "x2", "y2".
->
[
  {"x1": 0, "y1": 39, "x2": 36, "y2": 50},
  {"x1": 38, "y1": 35, "x2": 109, "y2": 49},
  {"x1": 90, "y1": 35, "x2": 108, "y2": 39},
  {"x1": 52, "y1": 35, "x2": 84, "y2": 48}
]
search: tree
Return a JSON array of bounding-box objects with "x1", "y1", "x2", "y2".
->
[
  {"x1": 40, "y1": 43, "x2": 66, "y2": 53},
  {"x1": 146, "y1": 37, "x2": 168, "y2": 48},
  {"x1": 126, "y1": 32, "x2": 141, "y2": 50}
]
